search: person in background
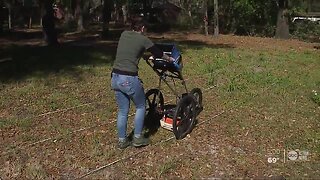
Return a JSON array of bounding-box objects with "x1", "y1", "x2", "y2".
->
[
  {"x1": 111, "y1": 17, "x2": 174, "y2": 149},
  {"x1": 42, "y1": 0, "x2": 59, "y2": 46}
]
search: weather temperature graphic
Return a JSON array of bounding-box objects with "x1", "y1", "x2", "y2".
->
[
  {"x1": 267, "y1": 149, "x2": 282, "y2": 164},
  {"x1": 266, "y1": 149, "x2": 310, "y2": 164}
]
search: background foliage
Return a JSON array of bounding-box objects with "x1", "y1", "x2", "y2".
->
[{"x1": 0, "y1": 0, "x2": 319, "y2": 41}]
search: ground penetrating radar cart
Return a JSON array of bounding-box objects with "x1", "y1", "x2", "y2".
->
[{"x1": 144, "y1": 43, "x2": 203, "y2": 140}]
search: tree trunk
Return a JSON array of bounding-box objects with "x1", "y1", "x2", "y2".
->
[
  {"x1": 275, "y1": 0, "x2": 289, "y2": 39},
  {"x1": 213, "y1": 0, "x2": 219, "y2": 37},
  {"x1": 0, "y1": 19, "x2": 2, "y2": 34},
  {"x1": 122, "y1": 4, "x2": 128, "y2": 24},
  {"x1": 75, "y1": 0, "x2": 84, "y2": 31},
  {"x1": 203, "y1": 0, "x2": 208, "y2": 36},
  {"x1": 188, "y1": 3, "x2": 193, "y2": 25},
  {"x1": 114, "y1": 3, "x2": 120, "y2": 23},
  {"x1": 8, "y1": 6, "x2": 12, "y2": 30},
  {"x1": 27, "y1": 6, "x2": 33, "y2": 28},
  {"x1": 77, "y1": 14, "x2": 84, "y2": 31},
  {"x1": 142, "y1": 0, "x2": 147, "y2": 17},
  {"x1": 42, "y1": 0, "x2": 58, "y2": 46},
  {"x1": 0, "y1": 0, "x2": 3, "y2": 33},
  {"x1": 29, "y1": 16, "x2": 32, "y2": 29},
  {"x1": 40, "y1": 1, "x2": 44, "y2": 26},
  {"x1": 101, "y1": 0, "x2": 112, "y2": 38},
  {"x1": 63, "y1": 7, "x2": 73, "y2": 26},
  {"x1": 0, "y1": 0, "x2": 5, "y2": 32}
]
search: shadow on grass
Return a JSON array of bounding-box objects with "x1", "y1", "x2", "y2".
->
[
  {"x1": 152, "y1": 39, "x2": 235, "y2": 53},
  {"x1": 0, "y1": 30, "x2": 44, "y2": 41},
  {"x1": 0, "y1": 38, "x2": 117, "y2": 84},
  {"x1": 143, "y1": 108, "x2": 163, "y2": 138},
  {"x1": 178, "y1": 40, "x2": 235, "y2": 49},
  {"x1": 0, "y1": 28, "x2": 235, "y2": 84}
]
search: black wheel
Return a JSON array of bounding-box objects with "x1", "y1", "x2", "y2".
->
[
  {"x1": 144, "y1": 89, "x2": 164, "y2": 136},
  {"x1": 145, "y1": 89, "x2": 164, "y2": 114},
  {"x1": 190, "y1": 88, "x2": 203, "y2": 108},
  {"x1": 172, "y1": 95, "x2": 197, "y2": 139}
]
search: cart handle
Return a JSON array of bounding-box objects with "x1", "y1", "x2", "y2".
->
[{"x1": 144, "y1": 55, "x2": 177, "y2": 64}]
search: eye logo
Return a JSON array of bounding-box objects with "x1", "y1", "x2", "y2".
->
[
  {"x1": 287, "y1": 149, "x2": 310, "y2": 161},
  {"x1": 287, "y1": 150, "x2": 299, "y2": 161}
]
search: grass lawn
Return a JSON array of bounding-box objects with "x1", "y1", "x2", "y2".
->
[{"x1": 0, "y1": 30, "x2": 319, "y2": 179}]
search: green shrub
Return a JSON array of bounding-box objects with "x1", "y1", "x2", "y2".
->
[{"x1": 291, "y1": 21, "x2": 320, "y2": 43}]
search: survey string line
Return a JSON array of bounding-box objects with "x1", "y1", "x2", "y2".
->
[
  {"x1": 1, "y1": 84, "x2": 215, "y2": 157},
  {"x1": 76, "y1": 110, "x2": 225, "y2": 179}
]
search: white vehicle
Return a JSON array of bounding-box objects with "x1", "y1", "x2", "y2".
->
[{"x1": 292, "y1": 16, "x2": 320, "y2": 24}]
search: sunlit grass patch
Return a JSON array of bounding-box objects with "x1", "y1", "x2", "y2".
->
[
  {"x1": 0, "y1": 117, "x2": 33, "y2": 129},
  {"x1": 311, "y1": 90, "x2": 320, "y2": 106},
  {"x1": 158, "y1": 158, "x2": 178, "y2": 177}
]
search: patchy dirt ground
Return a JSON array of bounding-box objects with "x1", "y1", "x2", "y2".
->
[{"x1": 0, "y1": 28, "x2": 319, "y2": 179}]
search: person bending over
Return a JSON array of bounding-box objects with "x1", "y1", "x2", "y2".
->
[{"x1": 111, "y1": 18, "x2": 174, "y2": 149}]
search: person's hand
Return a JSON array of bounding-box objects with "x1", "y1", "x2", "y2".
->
[
  {"x1": 168, "y1": 57, "x2": 175, "y2": 62},
  {"x1": 142, "y1": 54, "x2": 151, "y2": 60}
]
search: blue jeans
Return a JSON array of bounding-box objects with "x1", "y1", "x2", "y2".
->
[{"x1": 111, "y1": 73, "x2": 146, "y2": 139}]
